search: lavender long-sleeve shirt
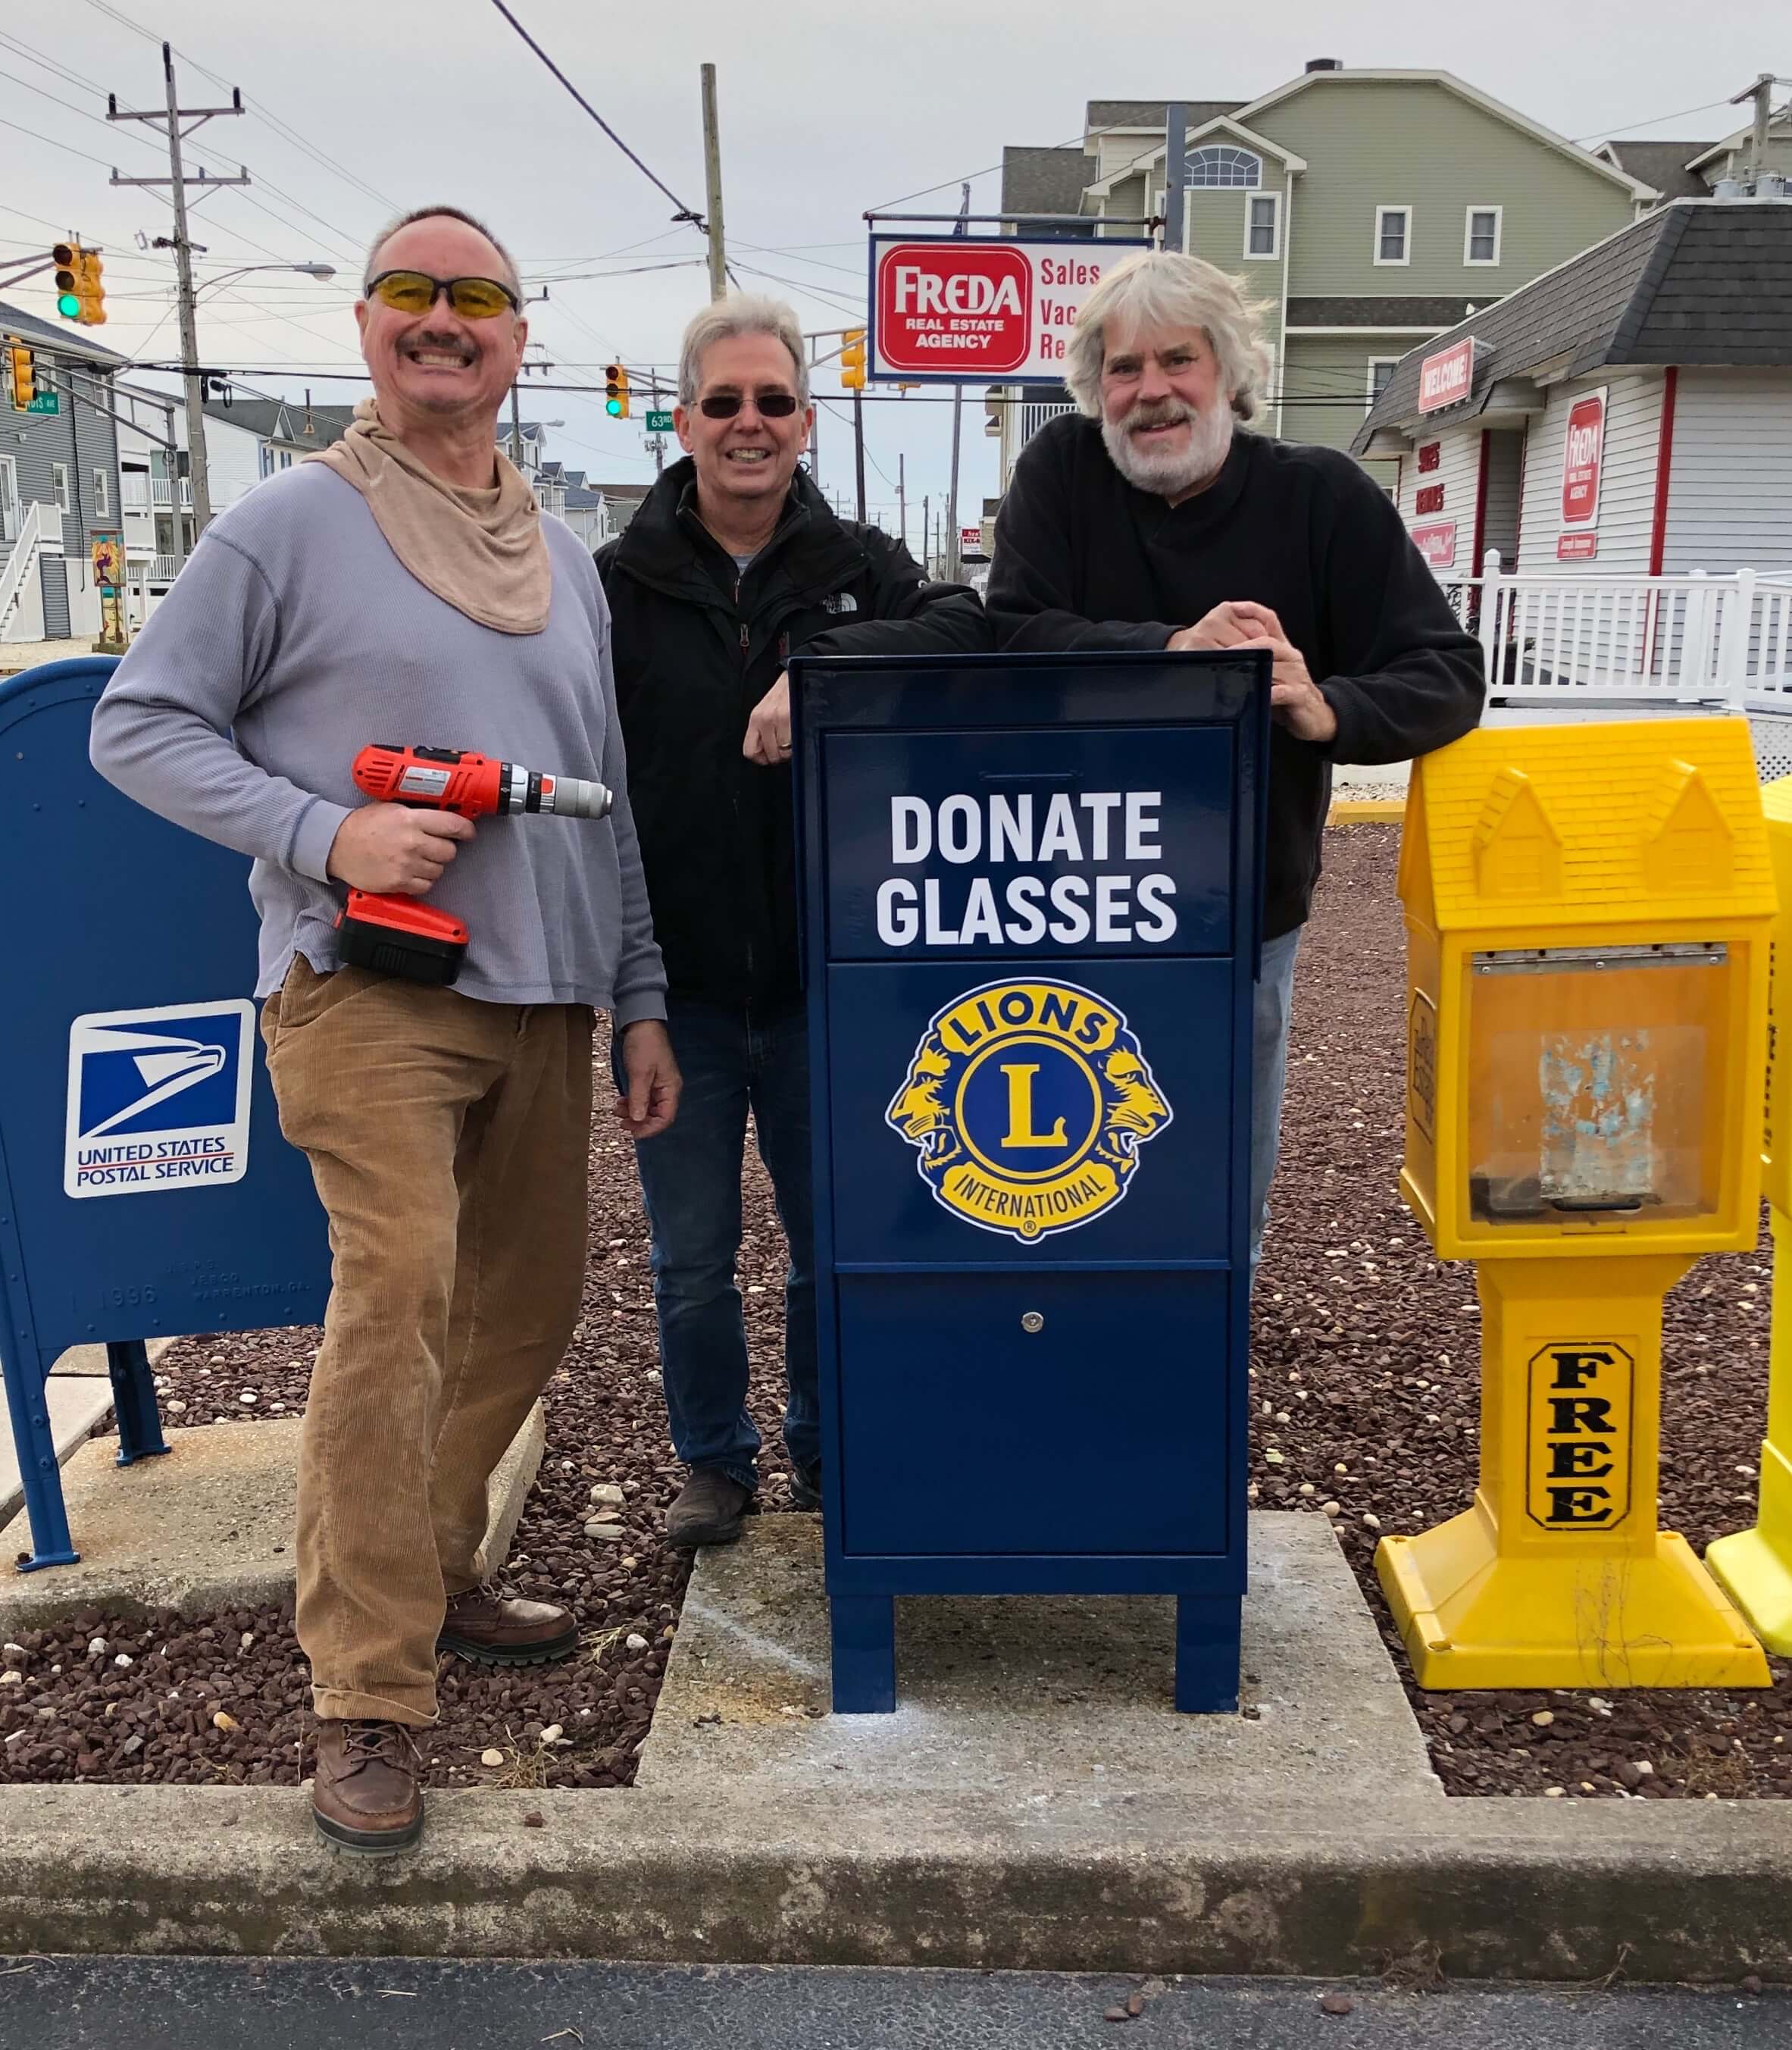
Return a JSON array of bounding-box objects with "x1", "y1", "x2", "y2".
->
[{"x1": 89, "y1": 463, "x2": 666, "y2": 1022}]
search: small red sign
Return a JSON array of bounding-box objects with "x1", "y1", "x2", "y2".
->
[
  {"x1": 1417, "y1": 441, "x2": 1441, "y2": 474},
  {"x1": 1411, "y1": 521, "x2": 1458, "y2": 568},
  {"x1": 1557, "y1": 532, "x2": 1599, "y2": 561},
  {"x1": 1561, "y1": 388, "x2": 1606, "y2": 529},
  {"x1": 876, "y1": 243, "x2": 1033, "y2": 376},
  {"x1": 1418, "y1": 339, "x2": 1477, "y2": 414},
  {"x1": 1415, "y1": 482, "x2": 1445, "y2": 517}
]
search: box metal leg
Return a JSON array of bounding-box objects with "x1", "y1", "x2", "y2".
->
[
  {"x1": 1174, "y1": 1593, "x2": 1241, "y2": 1714},
  {"x1": 830, "y1": 1594, "x2": 896, "y2": 1714},
  {"x1": 107, "y1": 1340, "x2": 170, "y2": 1467},
  {"x1": 0, "y1": 1350, "x2": 79, "y2": 1573}
]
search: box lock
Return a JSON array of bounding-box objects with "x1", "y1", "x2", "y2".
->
[{"x1": 1021, "y1": 1311, "x2": 1045, "y2": 1334}]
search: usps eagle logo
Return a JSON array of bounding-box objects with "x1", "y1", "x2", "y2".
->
[{"x1": 886, "y1": 978, "x2": 1172, "y2": 1242}]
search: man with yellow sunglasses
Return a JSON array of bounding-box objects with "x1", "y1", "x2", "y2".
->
[{"x1": 92, "y1": 205, "x2": 678, "y2": 1855}]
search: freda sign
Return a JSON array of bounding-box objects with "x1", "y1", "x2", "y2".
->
[{"x1": 870, "y1": 235, "x2": 1147, "y2": 383}]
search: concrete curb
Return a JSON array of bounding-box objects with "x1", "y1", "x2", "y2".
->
[
  {"x1": 0, "y1": 1784, "x2": 1787, "y2": 1980},
  {"x1": 1328, "y1": 800, "x2": 1407, "y2": 824}
]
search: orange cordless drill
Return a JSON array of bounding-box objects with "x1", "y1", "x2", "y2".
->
[{"x1": 336, "y1": 743, "x2": 613, "y2": 986}]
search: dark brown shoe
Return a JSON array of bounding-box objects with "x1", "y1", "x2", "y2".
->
[
  {"x1": 437, "y1": 1585, "x2": 578, "y2": 1666},
  {"x1": 665, "y1": 1467, "x2": 753, "y2": 1547},
  {"x1": 311, "y1": 1720, "x2": 424, "y2": 1856}
]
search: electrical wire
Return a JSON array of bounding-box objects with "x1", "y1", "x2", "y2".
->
[{"x1": 484, "y1": 0, "x2": 708, "y2": 233}]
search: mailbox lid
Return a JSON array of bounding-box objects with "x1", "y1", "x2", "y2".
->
[
  {"x1": 827, "y1": 958, "x2": 1239, "y2": 1265},
  {"x1": 822, "y1": 725, "x2": 1234, "y2": 961},
  {"x1": 833, "y1": 1270, "x2": 1232, "y2": 1559}
]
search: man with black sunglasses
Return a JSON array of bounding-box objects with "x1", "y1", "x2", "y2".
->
[
  {"x1": 599, "y1": 295, "x2": 990, "y2": 1549},
  {"x1": 92, "y1": 204, "x2": 677, "y2": 1855}
]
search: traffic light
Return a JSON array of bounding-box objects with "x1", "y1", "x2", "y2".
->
[
  {"x1": 603, "y1": 363, "x2": 630, "y2": 418},
  {"x1": 73, "y1": 245, "x2": 105, "y2": 326},
  {"x1": 52, "y1": 243, "x2": 80, "y2": 321},
  {"x1": 5, "y1": 343, "x2": 33, "y2": 412},
  {"x1": 840, "y1": 329, "x2": 866, "y2": 391}
]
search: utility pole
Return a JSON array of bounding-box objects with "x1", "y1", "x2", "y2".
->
[
  {"x1": 701, "y1": 64, "x2": 727, "y2": 302},
  {"x1": 945, "y1": 182, "x2": 971, "y2": 583},
  {"x1": 922, "y1": 494, "x2": 930, "y2": 575},
  {"x1": 853, "y1": 390, "x2": 867, "y2": 524},
  {"x1": 1162, "y1": 102, "x2": 1188, "y2": 252},
  {"x1": 108, "y1": 43, "x2": 247, "y2": 538},
  {"x1": 509, "y1": 382, "x2": 524, "y2": 467},
  {"x1": 649, "y1": 370, "x2": 666, "y2": 477},
  {"x1": 897, "y1": 453, "x2": 906, "y2": 552},
  {"x1": 1730, "y1": 72, "x2": 1789, "y2": 190}
]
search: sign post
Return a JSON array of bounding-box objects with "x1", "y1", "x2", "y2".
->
[
  {"x1": 793, "y1": 648, "x2": 1269, "y2": 1714},
  {"x1": 1381, "y1": 720, "x2": 1774, "y2": 1688},
  {"x1": 0, "y1": 658, "x2": 331, "y2": 1569}
]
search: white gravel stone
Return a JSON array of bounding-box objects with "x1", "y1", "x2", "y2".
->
[
  {"x1": 112, "y1": 1654, "x2": 133, "y2": 1669},
  {"x1": 583, "y1": 1520, "x2": 626, "y2": 1542},
  {"x1": 239, "y1": 1391, "x2": 258, "y2": 1406},
  {"x1": 590, "y1": 1483, "x2": 627, "y2": 1506},
  {"x1": 0, "y1": 1671, "x2": 21, "y2": 1685},
  {"x1": 87, "y1": 1638, "x2": 107, "y2": 1657},
  {"x1": 625, "y1": 1632, "x2": 649, "y2": 1652},
  {"x1": 480, "y1": 1748, "x2": 505, "y2": 1768}
]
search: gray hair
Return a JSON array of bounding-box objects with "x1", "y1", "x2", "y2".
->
[
  {"x1": 1064, "y1": 251, "x2": 1271, "y2": 425},
  {"x1": 677, "y1": 294, "x2": 809, "y2": 407},
  {"x1": 363, "y1": 205, "x2": 522, "y2": 299}
]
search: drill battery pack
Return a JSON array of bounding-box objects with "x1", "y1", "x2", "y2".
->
[{"x1": 336, "y1": 890, "x2": 468, "y2": 987}]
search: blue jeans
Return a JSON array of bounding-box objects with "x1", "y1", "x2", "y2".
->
[
  {"x1": 618, "y1": 997, "x2": 818, "y2": 1493},
  {"x1": 1252, "y1": 925, "x2": 1303, "y2": 1264}
]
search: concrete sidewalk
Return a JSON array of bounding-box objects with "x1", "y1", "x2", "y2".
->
[{"x1": 0, "y1": 1511, "x2": 1789, "y2": 1980}]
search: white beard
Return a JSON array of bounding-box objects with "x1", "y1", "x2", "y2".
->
[{"x1": 1101, "y1": 399, "x2": 1235, "y2": 498}]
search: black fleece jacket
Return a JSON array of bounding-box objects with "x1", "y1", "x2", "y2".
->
[
  {"x1": 987, "y1": 415, "x2": 1484, "y2": 939},
  {"x1": 597, "y1": 460, "x2": 990, "y2": 1007}
]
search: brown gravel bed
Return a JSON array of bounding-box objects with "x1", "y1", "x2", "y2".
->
[{"x1": 9, "y1": 822, "x2": 1790, "y2": 1797}]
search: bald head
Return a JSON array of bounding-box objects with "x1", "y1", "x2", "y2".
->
[{"x1": 363, "y1": 205, "x2": 521, "y2": 298}]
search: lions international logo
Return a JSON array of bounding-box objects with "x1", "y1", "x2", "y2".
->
[{"x1": 886, "y1": 978, "x2": 1172, "y2": 1243}]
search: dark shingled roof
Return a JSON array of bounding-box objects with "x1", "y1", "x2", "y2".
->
[
  {"x1": 1084, "y1": 100, "x2": 1244, "y2": 133},
  {"x1": 1000, "y1": 146, "x2": 1093, "y2": 218},
  {"x1": 1287, "y1": 296, "x2": 1487, "y2": 329},
  {"x1": 1600, "y1": 140, "x2": 1712, "y2": 202},
  {"x1": 1353, "y1": 201, "x2": 1792, "y2": 452}
]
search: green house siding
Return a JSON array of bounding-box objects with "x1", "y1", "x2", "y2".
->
[{"x1": 1252, "y1": 80, "x2": 1637, "y2": 299}]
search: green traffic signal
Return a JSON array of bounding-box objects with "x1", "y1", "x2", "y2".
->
[
  {"x1": 56, "y1": 290, "x2": 80, "y2": 319},
  {"x1": 605, "y1": 396, "x2": 623, "y2": 417}
]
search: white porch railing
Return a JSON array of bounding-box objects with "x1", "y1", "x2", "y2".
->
[
  {"x1": 150, "y1": 477, "x2": 193, "y2": 510},
  {"x1": 0, "y1": 501, "x2": 52, "y2": 639},
  {"x1": 1446, "y1": 552, "x2": 1792, "y2": 712}
]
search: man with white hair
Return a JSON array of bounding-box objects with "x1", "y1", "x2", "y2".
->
[
  {"x1": 988, "y1": 249, "x2": 1482, "y2": 1253},
  {"x1": 599, "y1": 295, "x2": 988, "y2": 1548}
]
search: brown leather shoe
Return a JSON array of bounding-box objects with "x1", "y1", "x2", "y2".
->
[
  {"x1": 311, "y1": 1720, "x2": 424, "y2": 1855},
  {"x1": 437, "y1": 1584, "x2": 578, "y2": 1666},
  {"x1": 665, "y1": 1467, "x2": 753, "y2": 1547}
]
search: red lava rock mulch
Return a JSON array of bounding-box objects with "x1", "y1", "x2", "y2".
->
[{"x1": 8, "y1": 822, "x2": 1790, "y2": 1797}]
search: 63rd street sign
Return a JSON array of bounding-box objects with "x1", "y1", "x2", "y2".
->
[{"x1": 869, "y1": 235, "x2": 1148, "y2": 384}]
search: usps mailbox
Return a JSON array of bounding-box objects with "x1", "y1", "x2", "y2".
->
[
  {"x1": 0, "y1": 659, "x2": 331, "y2": 1573},
  {"x1": 793, "y1": 649, "x2": 1269, "y2": 1714}
]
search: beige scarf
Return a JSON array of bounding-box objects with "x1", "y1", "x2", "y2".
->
[{"x1": 305, "y1": 398, "x2": 551, "y2": 635}]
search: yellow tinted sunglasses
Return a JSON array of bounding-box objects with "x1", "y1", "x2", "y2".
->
[{"x1": 364, "y1": 269, "x2": 520, "y2": 319}]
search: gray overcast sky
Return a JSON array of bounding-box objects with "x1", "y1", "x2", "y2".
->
[{"x1": 2, "y1": 0, "x2": 1779, "y2": 546}]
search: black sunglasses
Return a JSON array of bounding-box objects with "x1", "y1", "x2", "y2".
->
[
  {"x1": 696, "y1": 390, "x2": 803, "y2": 420},
  {"x1": 364, "y1": 269, "x2": 521, "y2": 319}
]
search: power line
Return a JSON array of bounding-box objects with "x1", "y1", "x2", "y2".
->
[
  {"x1": 484, "y1": 0, "x2": 708, "y2": 234},
  {"x1": 1571, "y1": 95, "x2": 1737, "y2": 144}
]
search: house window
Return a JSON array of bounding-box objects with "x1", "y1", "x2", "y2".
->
[
  {"x1": 1374, "y1": 206, "x2": 1411, "y2": 265},
  {"x1": 92, "y1": 468, "x2": 109, "y2": 517},
  {"x1": 1187, "y1": 146, "x2": 1261, "y2": 189},
  {"x1": 52, "y1": 463, "x2": 70, "y2": 513},
  {"x1": 259, "y1": 444, "x2": 276, "y2": 479},
  {"x1": 1465, "y1": 206, "x2": 1502, "y2": 265},
  {"x1": 1366, "y1": 358, "x2": 1400, "y2": 410},
  {"x1": 1244, "y1": 192, "x2": 1281, "y2": 259}
]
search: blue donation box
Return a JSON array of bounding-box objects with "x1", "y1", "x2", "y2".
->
[{"x1": 793, "y1": 650, "x2": 1270, "y2": 1714}]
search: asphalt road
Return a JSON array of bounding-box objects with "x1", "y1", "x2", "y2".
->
[{"x1": 0, "y1": 1958, "x2": 1782, "y2": 2049}]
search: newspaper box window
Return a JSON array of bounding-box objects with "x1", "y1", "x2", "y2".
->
[{"x1": 793, "y1": 648, "x2": 1269, "y2": 1714}]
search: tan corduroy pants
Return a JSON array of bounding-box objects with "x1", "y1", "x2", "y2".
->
[{"x1": 261, "y1": 959, "x2": 593, "y2": 1724}]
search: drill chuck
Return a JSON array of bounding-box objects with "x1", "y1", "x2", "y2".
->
[{"x1": 499, "y1": 763, "x2": 612, "y2": 819}]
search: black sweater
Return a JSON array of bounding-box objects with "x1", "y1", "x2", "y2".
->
[
  {"x1": 987, "y1": 415, "x2": 1484, "y2": 939},
  {"x1": 599, "y1": 462, "x2": 990, "y2": 1007}
]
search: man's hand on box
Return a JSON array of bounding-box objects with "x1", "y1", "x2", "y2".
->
[
  {"x1": 327, "y1": 806, "x2": 475, "y2": 895},
  {"x1": 1169, "y1": 600, "x2": 1337, "y2": 744},
  {"x1": 616, "y1": 1019, "x2": 681, "y2": 1140},
  {"x1": 743, "y1": 671, "x2": 792, "y2": 767}
]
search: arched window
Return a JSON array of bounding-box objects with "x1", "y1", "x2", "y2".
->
[{"x1": 1186, "y1": 146, "x2": 1261, "y2": 189}]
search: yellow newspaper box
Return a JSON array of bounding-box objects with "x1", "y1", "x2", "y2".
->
[
  {"x1": 1706, "y1": 775, "x2": 1792, "y2": 1651},
  {"x1": 1381, "y1": 719, "x2": 1773, "y2": 1689}
]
